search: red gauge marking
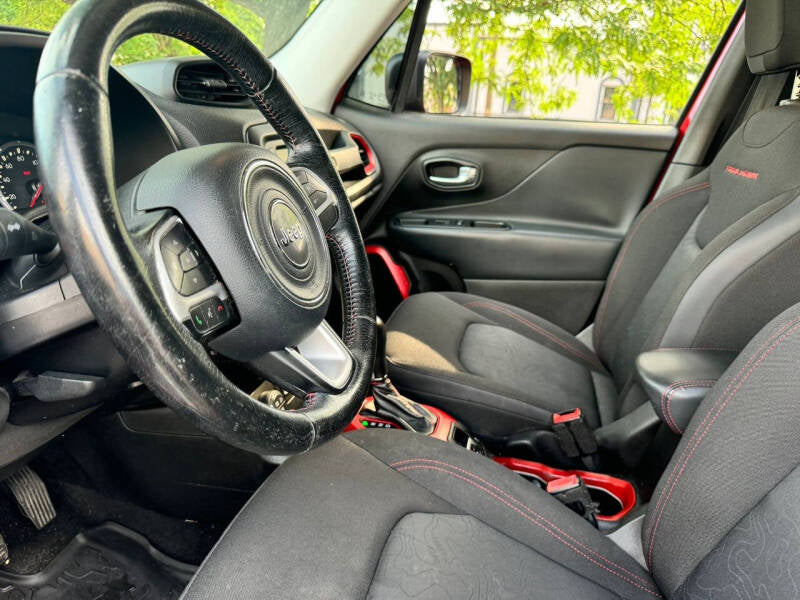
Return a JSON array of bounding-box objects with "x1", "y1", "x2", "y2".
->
[
  {"x1": 30, "y1": 184, "x2": 43, "y2": 208},
  {"x1": 23, "y1": 171, "x2": 31, "y2": 176}
]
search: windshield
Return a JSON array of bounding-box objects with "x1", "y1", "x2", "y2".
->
[{"x1": 0, "y1": 0, "x2": 322, "y2": 64}]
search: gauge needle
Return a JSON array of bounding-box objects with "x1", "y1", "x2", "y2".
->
[{"x1": 30, "y1": 184, "x2": 42, "y2": 208}]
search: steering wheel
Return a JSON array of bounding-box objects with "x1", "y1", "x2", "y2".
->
[{"x1": 32, "y1": 0, "x2": 376, "y2": 455}]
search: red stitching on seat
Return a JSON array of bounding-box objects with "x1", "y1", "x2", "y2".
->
[
  {"x1": 645, "y1": 314, "x2": 800, "y2": 549},
  {"x1": 391, "y1": 457, "x2": 660, "y2": 595},
  {"x1": 463, "y1": 301, "x2": 601, "y2": 369},
  {"x1": 646, "y1": 318, "x2": 800, "y2": 570},
  {"x1": 593, "y1": 182, "x2": 711, "y2": 344},
  {"x1": 660, "y1": 380, "x2": 717, "y2": 435},
  {"x1": 392, "y1": 461, "x2": 661, "y2": 597},
  {"x1": 649, "y1": 347, "x2": 739, "y2": 352}
]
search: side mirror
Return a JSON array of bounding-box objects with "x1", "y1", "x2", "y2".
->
[{"x1": 385, "y1": 51, "x2": 471, "y2": 113}]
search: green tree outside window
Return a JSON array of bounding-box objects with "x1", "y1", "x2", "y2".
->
[{"x1": 0, "y1": 0, "x2": 320, "y2": 65}]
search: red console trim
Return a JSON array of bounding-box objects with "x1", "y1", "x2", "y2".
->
[
  {"x1": 493, "y1": 457, "x2": 636, "y2": 523},
  {"x1": 345, "y1": 400, "x2": 455, "y2": 442},
  {"x1": 365, "y1": 245, "x2": 411, "y2": 299},
  {"x1": 424, "y1": 404, "x2": 457, "y2": 442}
]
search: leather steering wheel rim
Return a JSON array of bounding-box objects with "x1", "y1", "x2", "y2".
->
[{"x1": 32, "y1": 0, "x2": 376, "y2": 455}]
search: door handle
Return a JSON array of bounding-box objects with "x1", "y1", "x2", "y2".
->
[
  {"x1": 423, "y1": 159, "x2": 481, "y2": 191},
  {"x1": 429, "y1": 166, "x2": 479, "y2": 186}
]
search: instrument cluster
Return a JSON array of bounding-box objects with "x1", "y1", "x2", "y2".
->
[{"x1": 0, "y1": 141, "x2": 43, "y2": 215}]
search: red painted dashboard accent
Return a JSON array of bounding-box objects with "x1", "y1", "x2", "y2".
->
[
  {"x1": 365, "y1": 245, "x2": 411, "y2": 299},
  {"x1": 350, "y1": 133, "x2": 377, "y2": 175},
  {"x1": 345, "y1": 399, "x2": 456, "y2": 442},
  {"x1": 493, "y1": 457, "x2": 636, "y2": 523}
]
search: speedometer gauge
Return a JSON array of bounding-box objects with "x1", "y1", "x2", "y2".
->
[{"x1": 0, "y1": 142, "x2": 43, "y2": 213}]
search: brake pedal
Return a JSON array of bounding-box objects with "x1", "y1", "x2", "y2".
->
[{"x1": 4, "y1": 466, "x2": 55, "y2": 529}]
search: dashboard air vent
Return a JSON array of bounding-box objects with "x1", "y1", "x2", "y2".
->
[
  {"x1": 175, "y1": 63, "x2": 249, "y2": 106},
  {"x1": 350, "y1": 133, "x2": 376, "y2": 175}
]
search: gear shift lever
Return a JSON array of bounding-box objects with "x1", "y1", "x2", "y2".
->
[{"x1": 370, "y1": 318, "x2": 436, "y2": 434}]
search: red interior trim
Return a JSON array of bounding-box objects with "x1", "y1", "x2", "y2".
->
[
  {"x1": 494, "y1": 457, "x2": 636, "y2": 523},
  {"x1": 331, "y1": 82, "x2": 347, "y2": 112},
  {"x1": 365, "y1": 244, "x2": 411, "y2": 299},
  {"x1": 647, "y1": 12, "x2": 744, "y2": 202},
  {"x1": 345, "y1": 400, "x2": 455, "y2": 442},
  {"x1": 350, "y1": 133, "x2": 377, "y2": 175}
]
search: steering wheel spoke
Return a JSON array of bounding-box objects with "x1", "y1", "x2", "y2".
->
[
  {"x1": 251, "y1": 320, "x2": 354, "y2": 396},
  {"x1": 149, "y1": 215, "x2": 236, "y2": 338},
  {"x1": 291, "y1": 166, "x2": 339, "y2": 232}
]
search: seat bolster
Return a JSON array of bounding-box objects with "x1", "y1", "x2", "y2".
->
[
  {"x1": 674, "y1": 465, "x2": 800, "y2": 599},
  {"x1": 642, "y1": 303, "x2": 800, "y2": 595},
  {"x1": 441, "y1": 292, "x2": 607, "y2": 373},
  {"x1": 182, "y1": 430, "x2": 659, "y2": 600},
  {"x1": 385, "y1": 292, "x2": 610, "y2": 434},
  {"x1": 351, "y1": 430, "x2": 660, "y2": 600},
  {"x1": 180, "y1": 434, "x2": 458, "y2": 600},
  {"x1": 386, "y1": 359, "x2": 557, "y2": 435}
]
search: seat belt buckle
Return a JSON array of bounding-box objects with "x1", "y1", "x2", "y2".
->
[
  {"x1": 546, "y1": 475, "x2": 599, "y2": 525},
  {"x1": 552, "y1": 408, "x2": 598, "y2": 458}
]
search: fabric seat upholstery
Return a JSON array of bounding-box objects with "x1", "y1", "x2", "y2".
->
[
  {"x1": 386, "y1": 292, "x2": 616, "y2": 437},
  {"x1": 181, "y1": 429, "x2": 659, "y2": 600},
  {"x1": 386, "y1": 18, "x2": 800, "y2": 438},
  {"x1": 181, "y1": 300, "x2": 800, "y2": 599}
]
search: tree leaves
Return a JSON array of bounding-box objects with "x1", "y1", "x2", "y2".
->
[
  {"x1": 433, "y1": 0, "x2": 738, "y2": 122},
  {"x1": 1, "y1": 0, "x2": 320, "y2": 65}
]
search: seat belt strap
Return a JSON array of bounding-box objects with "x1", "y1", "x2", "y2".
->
[{"x1": 552, "y1": 408, "x2": 597, "y2": 458}]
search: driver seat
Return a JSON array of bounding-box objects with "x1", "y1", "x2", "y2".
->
[{"x1": 180, "y1": 301, "x2": 800, "y2": 599}]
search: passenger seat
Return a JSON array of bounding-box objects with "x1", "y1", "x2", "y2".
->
[{"x1": 385, "y1": 3, "x2": 800, "y2": 463}]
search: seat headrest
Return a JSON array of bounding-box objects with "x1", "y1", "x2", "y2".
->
[{"x1": 746, "y1": 0, "x2": 800, "y2": 74}]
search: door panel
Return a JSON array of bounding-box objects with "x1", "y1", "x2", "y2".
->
[{"x1": 337, "y1": 102, "x2": 676, "y2": 332}]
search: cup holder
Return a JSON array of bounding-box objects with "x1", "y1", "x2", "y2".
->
[
  {"x1": 587, "y1": 486, "x2": 624, "y2": 516},
  {"x1": 494, "y1": 457, "x2": 635, "y2": 525}
]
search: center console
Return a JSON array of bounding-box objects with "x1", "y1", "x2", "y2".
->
[{"x1": 345, "y1": 391, "x2": 636, "y2": 531}]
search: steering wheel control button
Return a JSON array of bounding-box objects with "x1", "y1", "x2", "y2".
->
[
  {"x1": 189, "y1": 296, "x2": 231, "y2": 335},
  {"x1": 268, "y1": 200, "x2": 309, "y2": 268},
  {"x1": 160, "y1": 223, "x2": 190, "y2": 255},
  {"x1": 318, "y1": 204, "x2": 339, "y2": 231},
  {"x1": 309, "y1": 190, "x2": 328, "y2": 210},
  {"x1": 161, "y1": 249, "x2": 184, "y2": 291},
  {"x1": 180, "y1": 263, "x2": 215, "y2": 296},
  {"x1": 179, "y1": 248, "x2": 199, "y2": 271}
]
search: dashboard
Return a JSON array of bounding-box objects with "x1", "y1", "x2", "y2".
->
[{"x1": 0, "y1": 29, "x2": 382, "y2": 471}]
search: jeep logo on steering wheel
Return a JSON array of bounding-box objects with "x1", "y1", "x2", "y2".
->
[
  {"x1": 279, "y1": 223, "x2": 304, "y2": 247},
  {"x1": 269, "y1": 199, "x2": 309, "y2": 268}
]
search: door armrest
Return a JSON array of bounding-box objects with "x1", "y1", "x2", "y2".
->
[{"x1": 635, "y1": 348, "x2": 738, "y2": 435}]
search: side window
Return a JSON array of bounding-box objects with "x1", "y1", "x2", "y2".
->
[
  {"x1": 351, "y1": 0, "x2": 739, "y2": 124},
  {"x1": 347, "y1": 3, "x2": 417, "y2": 109}
]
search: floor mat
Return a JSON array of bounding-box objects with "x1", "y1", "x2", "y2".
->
[{"x1": 0, "y1": 522, "x2": 195, "y2": 599}]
